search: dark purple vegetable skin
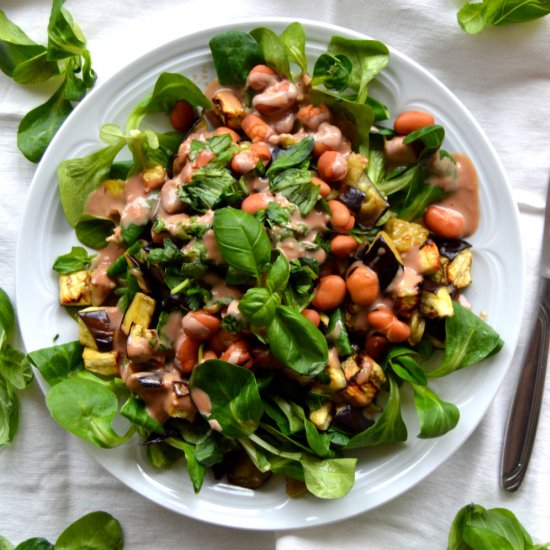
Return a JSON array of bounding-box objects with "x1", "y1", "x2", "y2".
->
[
  {"x1": 77, "y1": 309, "x2": 115, "y2": 351},
  {"x1": 332, "y1": 404, "x2": 374, "y2": 434}
]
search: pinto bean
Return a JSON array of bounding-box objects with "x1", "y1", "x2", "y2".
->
[
  {"x1": 328, "y1": 200, "x2": 352, "y2": 229},
  {"x1": 213, "y1": 126, "x2": 241, "y2": 142},
  {"x1": 424, "y1": 205, "x2": 465, "y2": 239},
  {"x1": 253, "y1": 80, "x2": 298, "y2": 115},
  {"x1": 241, "y1": 114, "x2": 275, "y2": 142},
  {"x1": 199, "y1": 350, "x2": 218, "y2": 363},
  {"x1": 220, "y1": 340, "x2": 253, "y2": 368},
  {"x1": 175, "y1": 334, "x2": 200, "y2": 373},
  {"x1": 169, "y1": 100, "x2": 196, "y2": 133},
  {"x1": 247, "y1": 64, "x2": 279, "y2": 91},
  {"x1": 182, "y1": 310, "x2": 221, "y2": 341},
  {"x1": 365, "y1": 334, "x2": 390, "y2": 362},
  {"x1": 367, "y1": 308, "x2": 411, "y2": 343},
  {"x1": 339, "y1": 215, "x2": 356, "y2": 233},
  {"x1": 313, "y1": 122, "x2": 343, "y2": 157},
  {"x1": 241, "y1": 193, "x2": 269, "y2": 214},
  {"x1": 251, "y1": 142, "x2": 272, "y2": 164},
  {"x1": 311, "y1": 176, "x2": 331, "y2": 198},
  {"x1": 393, "y1": 110, "x2": 435, "y2": 135},
  {"x1": 208, "y1": 329, "x2": 240, "y2": 355},
  {"x1": 311, "y1": 275, "x2": 347, "y2": 311},
  {"x1": 297, "y1": 103, "x2": 331, "y2": 130},
  {"x1": 330, "y1": 235, "x2": 358, "y2": 257},
  {"x1": 301, "y1": 308, "x2": 321, "y2": 327},
  {"x1": 231, "y1": 150, "x2": 260, "y2": 174},
  {"x1": 318, "y1": 151, "x2": 348, "y2": 182},
  {"x1": 346, "y1": 265, "x2": 379, "y2": 307},
  {"x1": 192, "y1": 149, "x2": 215, "y2": 169}
]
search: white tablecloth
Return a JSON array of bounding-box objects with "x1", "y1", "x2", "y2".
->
[{"x1": 1, "y1": 0, "x2": 549, "y2": 547}]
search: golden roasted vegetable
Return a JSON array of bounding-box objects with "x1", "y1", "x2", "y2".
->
[
  {"x1": 384, "y1": 217, "x2": 429, "y2": 253},
  {"x1": 309, "y1": 401, "x2": 333, "y2": 431},
  {"x1": 122, "y1": 292, "x2": 156, "y2": 334},
  {"x1": 59, "y1": 270, "x2": 92, "y2": 307},
  {"x1": 446, "y1": 249, "x2": 473, "y2": 289},
  {"x1": 82, "y1": 348, "x2": 118, "y2": 376},
  {"x1": 420, "y1": 286, "x2": 454, "y2": 318}
]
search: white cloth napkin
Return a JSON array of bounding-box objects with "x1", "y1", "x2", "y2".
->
[{"x1": 1, "y1": 0, "x2": 549, "y2": 547}]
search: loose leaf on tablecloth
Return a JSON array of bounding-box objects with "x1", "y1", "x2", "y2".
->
[
  {"x1": 0, "y1": 3, "x2": 96, "y2": 162},
  {"x1": 457, "y1": 0, "x2": 550, "y2": 34}
]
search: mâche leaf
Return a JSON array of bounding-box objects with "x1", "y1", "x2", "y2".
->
[
  {"x1": 28, "y1": 341, "x2": 84, "y2": 386},
  {"x1": 280, "y1": 22, "x2": 308, "y2": 75},
  {"x1": 54, "y1": 511, "x2": 123, "y2": 550},
  {"x1": 250, "y1": 27, "x2": 291, "y2": 79},
  {"x1": 458, "y1": 0, "x2": 550, "y2": 33},
  {"x1": 412, "y1": 383, "x2": 460, "y2": 438}
]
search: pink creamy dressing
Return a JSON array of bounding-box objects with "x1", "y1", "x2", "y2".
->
[
  {"x1": 90, "y1": 242, "x2": 121, "y2": 305},
  {"x1": 85, "y1": 174, "x2": 156, "y2": 229},
  {"x1": 429, "y1": 153, "x2": 479, "y2": 237}
]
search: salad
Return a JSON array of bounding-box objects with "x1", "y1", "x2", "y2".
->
[{"x1": 28, "y1": 22, "x2": 503, "y2": 500}]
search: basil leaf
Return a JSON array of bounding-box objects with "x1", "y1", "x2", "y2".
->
[
  {"x1": 45, "y1": 376, "x2": 133, "y2": 448},
  {"x1": 280, "y1": 22, "x2": 308, "y2": 75},
  {"x1": 301, "y1": 455, "x2": 356, "y2": 499},
  {"x1": 411, "y1": 383, "x2": 460, "y2": 438},
  {"x1": 190, "y1": 360, "x2": 264, "y2": 438},
  {"x1": 250, "y1": 27, "x2": 291, "y2": 78},
  {"x1": 213, "y1": 208, "x2": 271, "y2": 281},
  {"x1": 0, "y1": 288, "x2": 15, "y2": 349},
  {"x1": 265, "y1": 253, "x2": 290, "y2": 295},
  {"x1": 0, "y1": 377, "x2": 18, "y2": 446},
  {"x1": 345, "y1": 375, "x2": 408, "y2": 449},
  {"x1": 239, "y1": 287, "x2": 279, "y2": 326},
  {"x1": 52, "y1": 246, "x2": 95, "y2": 274},
  {"x1": 266, "y1": 136, "x2": 314, "y2": 177},
  {"x1": 178, "y1": 166, "x2": 237, "y2": 212},
  {"x1": 0, "y1": 535, "x2": 14, "y2": 549},
  {"x1": 55, "y1": 511, "x2": 123, "y2": 550},
  {"x1": 17, "y1": 82, "x2": 73, "y2": 163},
  {"x1": 266, "y1": 305, "x2": 328, "y2": 376},
  {"x1": 326, "y1": 308, "x2": 353, "y2": 357},
  {"x1": 58, "y1": 143, "x2": 123, "y2": 227},
  {"x1": 269, "y1": 168, "x2": 319, "y2": 216},
  {"x1": 327, "y1": 36, "x2": 389, "y2": 103},
  {"x1": 0, "y1": 346, "x2": 33, "y2": 391},
  {"x1": 209, "y1": 31, "x2": 264, "y2": 85},
  {"x1": 457, "y1": 3, "x2": 489, "y2": 33},
  {"x1": 428, "y1": 301, "x2": 504, "y2": 378},
  {"x1": 312, "y1": 53, "x2": 352, "y2": 91},
  {"x1": 75, "y1": 215, "x2": 116, "y2": 250}
]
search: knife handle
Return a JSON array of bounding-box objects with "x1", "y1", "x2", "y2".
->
[{"x1": 501, "y1": 278, "x2": 550, "y2": 491}]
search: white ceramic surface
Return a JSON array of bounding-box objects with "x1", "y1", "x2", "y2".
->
[{"x1": 15, "y1": 18, "x2": 524, "y2": 530}]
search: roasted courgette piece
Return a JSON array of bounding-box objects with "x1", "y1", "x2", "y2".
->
[
  {"x1": 82, "y1": 347, "x2": 118, "y2": 376},
  {"x1": 340, "y1": 353, "x2": 386, "y2": 407},
  {"x1": 122, "y1": 292, "x2": 156, "y2": 334},
  {"x1": 407, "y1": 310, "x2": 426, "y2": 346},
  {"x1": 309, "y1": 401, "x2": 333, "y2": 431},
  {"x1": 420, "y1": 285, "x2": 454, "y2": 318},
  {"x1": 417, "y1": 239, "x2": 441, "y2": 275},
  {"x1": 59, "y1": 270, "x2": 93, "y2": 307},
  {"x1": 446, "y1": 248, "x2": 473, "y2": 289},
  {"x1": 393, "y1": 270, "x2": 422, "y2": 317},
  {"x1": 314, "y1": 349, "x2": 347, "y2": 393},
  {"x1": 384, "y1": 217, "x2": 429, "y2": 253},
  {"x1": 361, "y1": 231, "x2": 403, "y2": 290},
  {"x1": 127, "y1": 324, "x2": 160, "y2": 363},
  {"x1": 343, "y1": 153, "x2": 368, "y2": 186}
]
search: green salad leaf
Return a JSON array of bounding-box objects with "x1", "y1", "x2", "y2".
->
[{"x1": 457, "y1": 0, "x2": 550, "y2": 34}]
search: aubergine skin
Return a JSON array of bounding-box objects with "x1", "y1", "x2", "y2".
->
[
  {"x1": 338, "y1": 186, "x2": 366, "y2": 214},
  {"x1": 433, "y1": 237, "x2": 472, "y2": 260},
  {"x1": 77, "y1": 309, "x2": 114, "y2": 351},
  {"x1": 361, "y1": 232, "x2": 403, "y2": 290},
  {"x1": 332, "y1": 404, "x2": 374, "y2": 434}
]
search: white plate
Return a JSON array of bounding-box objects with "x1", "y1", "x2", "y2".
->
[{"x1": 15, "y1": 18, "x2": 525, "y2": 530}]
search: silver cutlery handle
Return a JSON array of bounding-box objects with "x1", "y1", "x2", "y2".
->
[{"x1": 501, "y1": 277, "x2": 550, "y2": 491}]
